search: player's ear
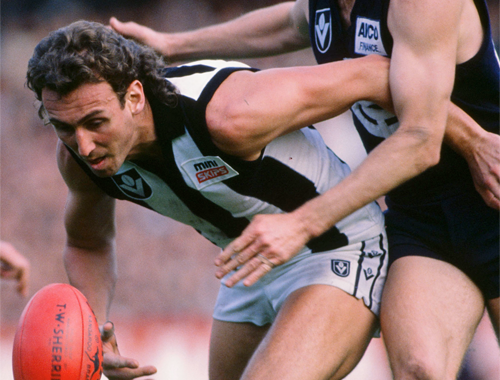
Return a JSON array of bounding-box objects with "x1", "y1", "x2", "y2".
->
[{"x1": 125, "y1": 80, "x2": 146, "y2": 115}]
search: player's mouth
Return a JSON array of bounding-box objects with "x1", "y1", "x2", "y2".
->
[{"x1": 86, "y1": 156, "x2": 107, "y2": 171}]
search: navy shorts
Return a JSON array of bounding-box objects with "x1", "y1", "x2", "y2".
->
[{"x1": 385, "y1": 189, "x2": 499, "y2": 299}]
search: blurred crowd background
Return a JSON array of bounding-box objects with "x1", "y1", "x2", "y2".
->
[{"x1": 1, "y1": 1, "x2": 498, "y2": 379}]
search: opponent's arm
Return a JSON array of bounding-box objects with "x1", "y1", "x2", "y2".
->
[
  {"x1": 444, "y1": 105, "x2": 500, "y2": 209},
  {"x1": 293, "y1": 0, "x2": 462, "y2": 238},
  {"x1": 57, "y1": 142, "x2": 157, "y2": 379},
  {"x1": 212, "y1": 0, "x2": 464, "y2": 286},
  {"x1": 110, "y1": 0, "x2": 310, "y2": 63}
]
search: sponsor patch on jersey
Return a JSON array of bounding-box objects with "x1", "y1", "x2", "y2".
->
[
  {"x1": 181, "y1": 156, "x2": 239, "y2": 190},
  {"x1": 331, "y1": 259, "x2": 350, "y2": 277},
  {"x1": 314, "y1": 8, "x2": 332, "y2": 53},
  {"x1": 354, "y1": 17, "x2": 387, "y2": 56},
  {"x1": 112, "y1": 168, "x2": 153, "y2": 200}
]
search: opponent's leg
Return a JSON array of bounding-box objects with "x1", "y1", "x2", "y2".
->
[
  {"x1": 486, "y1": 297, "x2": 499, "y2": 339},
  {"x1": 381, "y1": 256, "x2": 485, "y2": 380},
  {"x1": 459, "y1": 311, "x2": 500, "y2": 380},
  {"x1": 240, "y1": 284, "x2": 377, "y2": 380},
  {"x1": 209, "y1": 320, "x2": 270, "y2": 380}
]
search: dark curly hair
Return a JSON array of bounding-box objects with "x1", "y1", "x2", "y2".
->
[{"x1": 26, "y1": 20, "x2": 178, "y2": 118}]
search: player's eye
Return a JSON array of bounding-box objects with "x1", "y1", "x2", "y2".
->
[
  {"x1": 52, "y1": 123, "x2": 74, "y2": 136},
  {"x1": 86, "y1": 119, "x2": 106, "y2": 130}
]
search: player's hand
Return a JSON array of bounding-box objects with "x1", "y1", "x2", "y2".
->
[
  {"x1": 0, "y1": 241, "x2": 30, "y2": 297},
  {"x1": 109, "y1": 17, "x2": 170, "y2": 58},
  {"x1": 215, "y1": 213, "x2": 310, "y2": 287},
  {"x1": 100, "y1": 322, "x2": 157, "y2": 380},
  {"x1": 467, "y1": 131, "x2": 500, "y2": 210}
]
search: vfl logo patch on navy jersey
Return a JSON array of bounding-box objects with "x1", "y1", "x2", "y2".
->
[
  {"x1": 181, "y1": 156, "x2": 239, "y2": 190},
  {"x1": 354, "y1": 17, "x2": 387, "y2": 56},
  {"x1": 112, "y1": 168, "x2": 153, "y2": 200},
  {"x1": 332, "y1": 259, "x2": 350, "y2": 277},
  {"x1": 315, "y1": 8, "x2": 332, "y2": 53}
]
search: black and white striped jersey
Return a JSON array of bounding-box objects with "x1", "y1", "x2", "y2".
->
[{"x1": 69, "y1": 60, "x2": 385, "y2": 251}]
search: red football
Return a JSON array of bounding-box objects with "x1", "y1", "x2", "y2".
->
[{"x1": 12, "y1": 283, "x2": 103, "y2": 380}]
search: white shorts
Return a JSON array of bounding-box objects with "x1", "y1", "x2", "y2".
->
[{"x1": 213, "y1": 232, "x2": 388, "y2": 326}]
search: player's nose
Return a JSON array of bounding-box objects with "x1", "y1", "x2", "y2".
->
[{"x1": 75, "y1": 128, "x2": 96, "y2": 157}]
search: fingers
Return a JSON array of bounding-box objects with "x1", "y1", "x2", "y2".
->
[
  {"x1": 214, "y1": 213, "x2": 307, "y2": 287},
  {"x1": 103, "y1": 347, "x2": 157, "y2": 379},
  {"x1": 215, "y1": 231, "x2": 257, "y2": 267},
  {"x1": 478, "y1": 188, "x2": 500, "y2": 211},
  {"x1": 109, "y1": 17, "x2": 138, "y2": 37},
  {"x1": 104, "y1": 361, "x2": 157, "y2": 380},
  {"x1": 216, "y1": 248, "x2": 279, "y2": 288},
  {"x1": 214, "y1": 236, "x2": 262, "y2": 280},
  {"x1": 257, "y1": 254, "x2": 276, "y2": 269},
  {"x1": 99, "y1": 321, "x2": 158, "y2": 380},
  {"x1": 109, "y1": 17, "x2": 155, "y2": 45},
  {"x1": 16, "y1": 265, "x2": 30, "y2": 297},
  {"x1": 100, "y1": 321, "x2": 116, "y2": 342},
  {"x1": 223, "y1": 255, "x2": 277, "y2": 288},
  {"x1": 0, "y1": 241, "x2": 30, "y2": 297},
  {"x1": 103, "y1": 352, "x2": 139, "y2": 370}
]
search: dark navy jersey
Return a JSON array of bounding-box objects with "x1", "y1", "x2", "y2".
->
[
  {"x1": 67, "y1": 60, "x2": 385, "y2": 252},
  {"x1": 309, "y1": 0, "x2": 500, "y2": 203}
]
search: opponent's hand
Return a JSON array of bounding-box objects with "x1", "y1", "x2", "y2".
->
[
  {"x1": 467, "y1": 131, "x2": 500, "y2": 210},
  {"x1": 215, "y1": 213, "x2": 311, "y2": 287},
  {"x1": 109, "y1": 17, "x2": 169, "y2": 58},
  {"x1": 0, "y1": 241, "x2": 30, "y2": 297},
  {"x1": 100, "y1": 322, "x2": 157, "y2": 380}
]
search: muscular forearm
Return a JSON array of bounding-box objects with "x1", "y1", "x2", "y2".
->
[
  {"x1": 294, "y1": 127, "x2": 439, "y2": 239},
  {"x1": 444, "y1": 102, "x2": 486, "y2": 159},
  {"x1": 63, "y1": 242, "x2": 117, "y2": 324},
  {"x1": 112, "y1": 2, "x2": 308, "y2": 62},
  {"x1": 444, "y1": 103, "x2": 500, "y2": 209},
  {"x1": 170, "y1": 3, "x2": 307, "y2": 61}
]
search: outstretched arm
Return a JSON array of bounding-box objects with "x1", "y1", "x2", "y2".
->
[
  {"x1": 57, "y1": 143, "x2": 157, "y2": 379},
  {"x1": 207, "y1": 54, "x2": 391, "y2": 160},
  {"x1": 110, "y1": 0, "x2": 310, "y2": 63},
  {"x1": 205, "y1": 54, "x2": 391, "y2": 285},
  {"x1": 58, "y1": 142, "x2": 117, "y2": 325}
]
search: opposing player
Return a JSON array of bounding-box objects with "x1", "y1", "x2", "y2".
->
[
  {"x1": 28, "y1": 20, "x2": 396, "y2": 380},
  {"x1": 111, "y1": 1, "x2": 500, "y2": 379}
]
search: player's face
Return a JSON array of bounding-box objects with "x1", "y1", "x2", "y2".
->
[{"x1": 42, "y1": 81, "x2": 143, "y2": 177}]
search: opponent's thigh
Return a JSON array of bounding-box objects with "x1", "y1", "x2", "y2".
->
[
  {"x1": 209, "y1": 320, "x2": 270, "y2": 380},
  {"x1": 486, "y1": 297, "x2": 499, "y2": 339},
  {"x1": 241, "y1": 285, "x2": 377, "y2": 380},
  {"x1": 381, "y1": 256, "x2": 485, "y2": 380}
]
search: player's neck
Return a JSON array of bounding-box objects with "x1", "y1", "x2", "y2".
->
[
  {"x1": 336, "y1": 0, "x2": 356, "y2": 29},
  {"x1": 127, "y1": 100, "x2": 162, "y2": 162}
]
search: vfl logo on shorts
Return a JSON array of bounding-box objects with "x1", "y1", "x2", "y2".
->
[
  {"x1": 315, "y1": 8, "x2": 332, "y2": 53},
  {"x1": 112, "y1": 168, "x2": 153, "y2": 200},
  {"x1": 354, "y1": 17, "x2": 387, "y2": 56},
  {"x1": 331, "y1": 259, "x2": 350, "y2": 277},
  {"x1": 181, "y1": 156, "x2": 238, "y2": 190}
]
